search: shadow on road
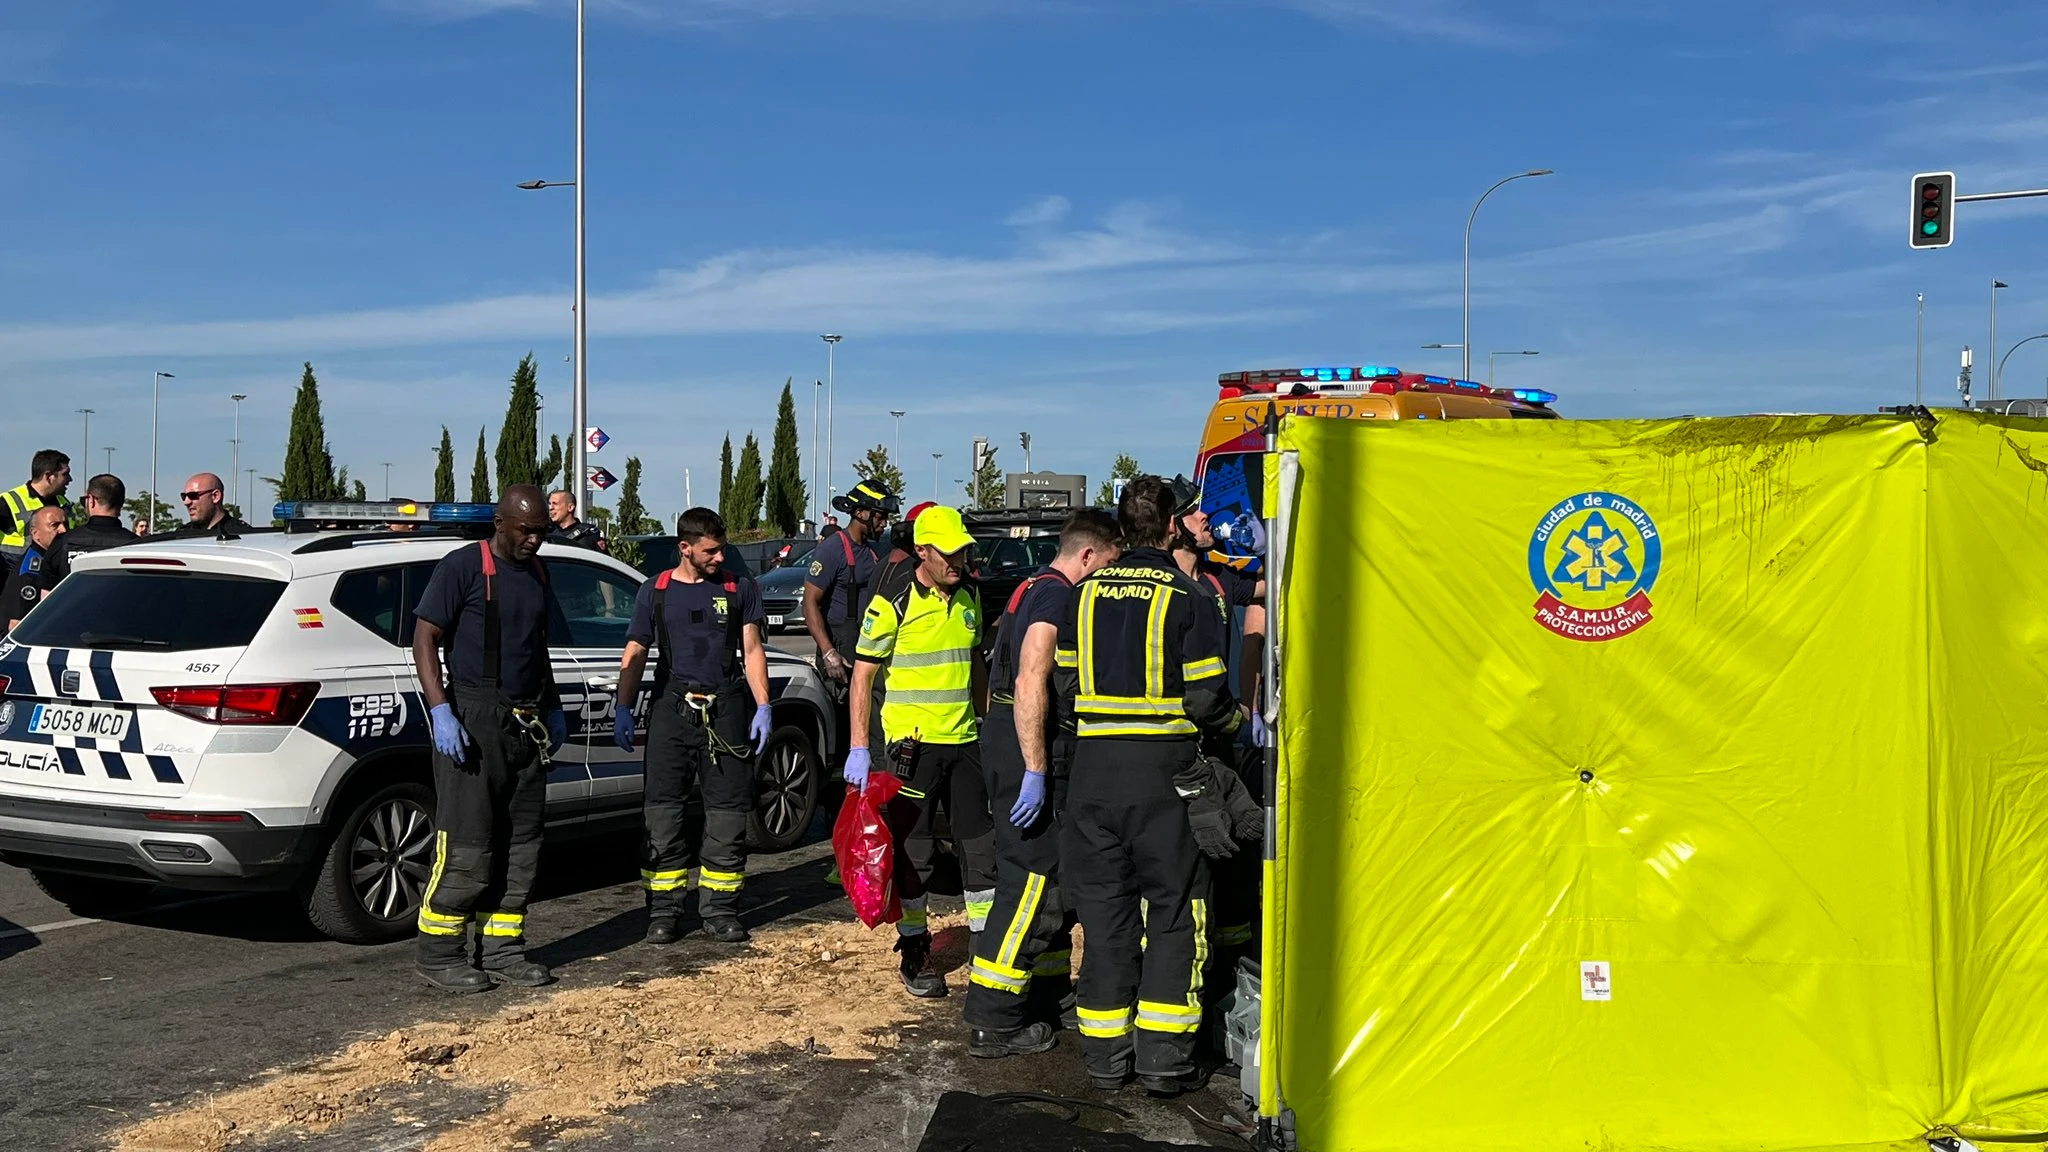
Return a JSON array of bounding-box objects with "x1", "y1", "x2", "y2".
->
[{"x1": 0, "y1": 913, "x2": 40, "y2": 961}]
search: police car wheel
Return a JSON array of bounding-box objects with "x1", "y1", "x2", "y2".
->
[
  {"x1": 30, "y1": 869, "x2": 152, "y2": 917},
  {"x1": 302, "y1": 781, "x2": 435, "y2": 945},
  {"x1": 747, "y1": 724, "x2": 818, "y2": 854}
]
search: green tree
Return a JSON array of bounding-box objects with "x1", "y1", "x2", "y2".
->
[
  {"x1": 852, "y1": 444, "x2": 905, "y2": 499},
  {"x1": 1095, "y1": 453, "x2": 1142, "y2": 506},
  {"x1": 964, "y1": 445, "x2": 1002, "y2": 510},
  {"x1": 434, "y1": 427, "x2": 456, "y2": 503},
  {"x1": 716, "y1": 434, "x2": 734, "y2": 522},
  {"x1": 469, "y1": 428, "x2": 491, "y2": 503},
  {"x1": 279, "y1": 362, "x2": 339, "y2": 502},
  {"x1": 765, "y1": 378, "x2": 807, "y2": 536},
  {"x1": 587, "y1": 504, "x2": 615, "y2": 538},
  {"x1": 730, "y1": 433, "x2": 765, "y2": 532},
  {"x1": 350, "y1": 478, "x2": 368, "y2": 501},
  {"x1": 124, "y1": 491, "x2": 179, "y2": 533},
  {"x1": 612, "y1": 456, "x2": 653, "y2": 570},
  {"x1": 494, "y1": 353, "x2": 542, "y2": 490},
  {"x1": 538, "y1": 434, "x2": 564, "y2": 491}
]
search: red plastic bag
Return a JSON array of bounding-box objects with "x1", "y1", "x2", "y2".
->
[{"x1": 833, "y1": 772, "x2": 904, "y2": 928}]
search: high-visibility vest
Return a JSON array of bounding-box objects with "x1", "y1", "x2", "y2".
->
[
  {"x1": 855, "y1": 573, "x2": 982, "y2": 745},
  {"x1": 0, "y1": 484, "x2": 64, "y2": 562}
]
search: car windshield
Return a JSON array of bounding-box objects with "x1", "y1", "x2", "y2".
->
[
  {"x1": 12, "y1": 569, "x2": 287, "y2": 652},
  {"x1": 973, "y1": 536, "x2": 1060, "y2": 574}
]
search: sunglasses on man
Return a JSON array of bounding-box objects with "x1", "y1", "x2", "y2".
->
[{"x1": 180, "y1": 488, "x2": 221, "y2": 502}]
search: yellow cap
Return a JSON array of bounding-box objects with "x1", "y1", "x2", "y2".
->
[{"x1": 912, "y1": 505, "x2": 975, "y2": 554}]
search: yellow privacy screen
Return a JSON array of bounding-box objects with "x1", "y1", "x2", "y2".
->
[{"x1": 1265, "y1": 412, "x2": 2048, "y2": 1152}]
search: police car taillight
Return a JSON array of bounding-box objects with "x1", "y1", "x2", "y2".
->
[{"x1": 151, "y1": 683, "x2": 320, "y2": 725}]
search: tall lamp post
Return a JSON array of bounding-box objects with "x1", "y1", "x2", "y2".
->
[
  {"x1": 931, "y1": 452, "x2": 943, "y2": 501},
  {"x1": 75, "y1": 409, "x2": 93, "y2": 476},
  {"x1": 1916, "y1": 293, "x2": 1925, "y2": 404},
  {"x1": 151, "y1": 370, "x2": 175, "y2": 533},
  {"x1": 890, "y1": 410, "x2": 906, "y2": 472},
  {"x1": 812, "y1": 379, "x2": 824, "y2": 525},
  {"x1": 104, "y1": 447, "x2": 115, "y2": 475},
  {"x1": 1994, "y1": 332, "x2": 2048, "y2": 390},
  {"x1": 1991, "y1": 279, "x2": 2009, "y2": 401},
  {"x1": 822, "y1": 334, "x2": 842, "y2": 511},
  {"x1": 514, "y1": 0, "x2": 588, "y2": 517},
  {"x1": 1463, "y1": 169, "x2": 1553, "y2": 381},
  {"x1": 230, "y1": 393, "x2": 247, "y2": 511},
  {"x1": 1488, "y1": 349, "x2": 1540, "y2": 387},
  {"x1": 382, "y1": 462, "x2": 394, "y2": 500}
]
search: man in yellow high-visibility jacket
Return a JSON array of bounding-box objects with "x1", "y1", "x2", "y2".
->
[{"x1": 0, "y1": 451, "x2": 73, "y2": 571}]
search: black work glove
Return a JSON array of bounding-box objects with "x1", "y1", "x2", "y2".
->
[
  {"x1": 1184, "y1": 791, "x2": 1238, "y2": 859},
  {"x1": 1212, "y1": 759, "x2": 1265, "y2": 845}
]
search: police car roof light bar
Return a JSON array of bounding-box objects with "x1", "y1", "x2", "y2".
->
[{"x1": 272, "y1": 501, "x2": 498, "y2": 526}]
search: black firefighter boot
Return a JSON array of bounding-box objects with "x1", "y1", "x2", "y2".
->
[
  {"x1": 969, "y1": 1021, "x2": 1058, "y2": 1059},
  {"x1": 895, "y1": 932, "x2": 948, "y2": 998},
  {"x1": 415, "y1": 926, "x2": 492, "y2": 994}
]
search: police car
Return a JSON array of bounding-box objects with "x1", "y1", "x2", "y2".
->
[{"x1": 0, "y1": 502, "x2": 841, "y2": 944}]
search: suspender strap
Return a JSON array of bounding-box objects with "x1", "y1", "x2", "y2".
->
[
  {"x1": 724, "y1": 578, "x2": 743, "y2": 679},
  {"x1": 652, "y1": 568, "x2": 674, "y2": 691},
  {"x1": 838, "y1": 532, "x2": 860, "y2": 624},
  {"x1": 474, "y1": 540, "x2": 548, "y2": 698},
  {"x1": 650, "y1": 569, "x2": 747, "y2": 690}
]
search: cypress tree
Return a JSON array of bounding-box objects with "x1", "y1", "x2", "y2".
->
[
  {"x1": 434, "y1": 427, "x2": 456, "y2": 503},
  {"x1": 617, "y1": 456, "x2": 651, "y2": 536},
  {"x1": 731, "y1": 433, "x2": 765, "y2": 533},
  {"x1": 279, "y1": 362, "x2": 338, "y2": 502},
  {"x1": 716, "y1": 434, "x2": 734, "y2": 522},
  {"x1": 765, "y1": 378, "x2": 807, "y2": 537},
  {"x1": 494, "y1": 353, "x2": 541, "y2": 489},
  {"x1": 470, "y1": 428, "x2": 491, "y2": 503},
  {"x1": 539, "y1": 434, "x2": 563, "y2": 491}
]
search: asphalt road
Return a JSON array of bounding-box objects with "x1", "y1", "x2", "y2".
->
[{"x1": 0, "y1": 816, "x2": 1254, "y2": 1152}]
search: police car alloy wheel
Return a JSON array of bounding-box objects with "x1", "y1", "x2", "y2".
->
[
  {"x1": 747, "y1": 724, "x2": 818, "y2": 854},
  {"x1": 350, "y1": 792, "x2": 434, "y2": 919}
]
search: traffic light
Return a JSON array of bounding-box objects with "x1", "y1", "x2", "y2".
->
[{"x1": 1911, "y1": 172, "x2": 1955, "y2": 248}]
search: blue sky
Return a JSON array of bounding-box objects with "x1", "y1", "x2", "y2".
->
[{"x1": 4, "y1": 0, "x2": 2048, "y2": 521}]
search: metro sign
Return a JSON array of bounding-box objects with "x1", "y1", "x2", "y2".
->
[
  {"x1": 588, "y1": 467, "x2": 618, "y2": 491},
  {"x1": 585, "y1": 427, "x2": 610, "y2": 452}
]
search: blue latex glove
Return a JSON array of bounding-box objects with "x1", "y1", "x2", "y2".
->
[
  {"x1": 613, "y1": 708, "x2": 636, "y2": 752},
  {"x1": 1249, "y1": 710, "x2": 1269, "y2": 749},
  {"x1": 1010, "y1": 769, "x2": 1048, "y2": 828},
  {"x1": 843, "y1": 745, "x2": 871, "y2": 792},
  {"x1": 749, "y1": 704, "x2": 773, "y2": 756},
  {"x1": 545, "y1": 709, "x2": 568, "y2": 755},
  {"x1": 430, "y1": 703, "x2": 471, "y2": 764}
]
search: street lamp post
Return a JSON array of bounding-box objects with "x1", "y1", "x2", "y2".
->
[
  {"x1": 382, "y1": 462, "x2": 394, "y2": 500},
  {"x1": 513, "y1": 0, "x2": 588, "y2": 517},
  {"x1": 1991, "y1": 279, "x2": 2009, "y2": 401},
  {"x1": 1916, "y1": 293, "x2": 1925, "y2": 405},
  {"x1": 1994, "y1": 332, "x2": 2048, "y2": 390},
  {"x1": 104, "y1": 447, "x2": 115, "y2": 475},
  {"x1": 812, "y1": 379, "x2": 823, "y2": 525},
  {"x1": 230, "y1": 393, "x2": 247, "y2": 511},
  {"x1": 1420, "y1": 342, "x2": 1465, "y2": 371},
  {"x1": 931, "y1": 452, "x2": 942, "y2": 501},
  {"x1": 890, "y1": 410, "x2": 905, "y2": 472},
  {"x1": 822, "y1": 335, "x2": 842, "y2": 511},
  {"x1": 1463, "y1": 169, "x2": 1553, "y2": 381},
  {"x1": 151, "y1": 370, "x2": 175, "y2": 533},
  {"x1": 246, "y1": 469, "x2": 258, "y2": 516},
  {"x1": 75, "y1": 409, "x2": 93, "y2": 477},
  {"x1": 1488, "y1": 349, "x2": 1540, "y2": 387}
]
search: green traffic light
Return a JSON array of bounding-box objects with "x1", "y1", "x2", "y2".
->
[{"x1": 1923, "y1": 220, "x2": 1941, "y2": 236}]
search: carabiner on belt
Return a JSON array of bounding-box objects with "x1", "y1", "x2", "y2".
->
[{"x1": 509, "y1": 705, "x2": 554, "y2": 766}]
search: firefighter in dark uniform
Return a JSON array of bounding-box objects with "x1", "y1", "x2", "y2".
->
[
  {"x1": 802, "y1": 480, "x2": 897, "y2": 693},
  {"x1": 1056, "y1": 476, "x2": 1243, "y2": 1095},
  {"x1": 411, "y1": 485, "x2": 569, "y2": 993},
  {"x1": 611, "y1": 507, "x2": 774, "y2": 945},
  {"x1": 1165, "y1": 475, "x2": 1269, "y2": 982},
  {"x1": 965, "y1": 508, "x2": 1122, "y2": 1059}
]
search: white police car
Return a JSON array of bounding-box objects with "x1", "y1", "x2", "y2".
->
[{"x1": 0, "y1": 502, "x2": 841, "y2": 943}]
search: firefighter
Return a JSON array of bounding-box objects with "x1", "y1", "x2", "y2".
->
[
  {"x1": 965, "y1": 508, "x2": 1122, "y2": 1058},
  {"x1": 612, "y1": 507, "x2": 774, "y2": 945},
  {"x1": 803, "y1": 480, "x2": 898, "y2": 692},
  {"x1": 844, "y1": 505, "x2": 994, "y2": 998},
  {"x1": 410, "y1": 485, "x2": 569, "y2": 993},
  {"x1": 1165, "y1": 475, "x2": 1268, "y2": 976},
  {"x1": 1056, "y1": 476, "x2": 1241, "y2": 1094}
]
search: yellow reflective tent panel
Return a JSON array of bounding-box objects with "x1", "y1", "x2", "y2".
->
[{"x1": 1266, "y1": 412, "x2": 2048, "y2": 1152}]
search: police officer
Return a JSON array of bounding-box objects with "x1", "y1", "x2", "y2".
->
[
  {"x1": 612, "y1": 507, "x2": 774, "y2": 946},
  {"x1": 410, "y1": 485, "x2": 569, "y2": 993},
  {"x1": 1165, "y1": 476, "x2": 1268, "y2": 974},
  {"x1": 171, "y1": 473, "x2": 254, "y2": 537},
  {"x1": 547, "y1": 490, "x2": 606, "y2": 551},
  {"x1": 965, "y1": 508, "x2": 1121, "y2": 1059},
  {"x1": 845, "y1": 505, "x2": 994, "y2": 998},
  {"x1": 0, "y1": 450, "x2": 72, "y2": 570},
  {"x1": 1056, "y1": 477, "x2": 1241, "y2": 1095},
  {"x1": 802, "y1": 480, "x2": 898, "y2": 690},
  {"x1": 64, "y1": 474, "x2": 138, "y2": 562},
  {"x1": 4, "y1": 506, "x2": 68, "y2": 630}
]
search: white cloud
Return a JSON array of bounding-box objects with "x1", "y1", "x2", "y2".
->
[{"x1": 1005, "y1": 195, "x2": 1071, "y2": 228}]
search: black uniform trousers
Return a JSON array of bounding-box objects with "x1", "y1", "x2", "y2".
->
[
  {"x1": 417, "y1": 684, "x2": 549, "y2": 970},
  {"x1": 1061, "y1": 736, "x2": 1211, "y2": 1081},
  {"x1": 641, "y1": 679, "x2": 755, "y2": 920},
  {"x1": 883, "y1": 739, "x2": 996, "y2": 939},
  {"x1": 965, "y1": 703, "x2": 1076, "y2": 1032},
  {"x1": 1202, "y1": 731, "x2": 1264, "y2": 999}
]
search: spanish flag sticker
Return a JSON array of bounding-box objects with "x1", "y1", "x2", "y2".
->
[{"x1": 294, "y1": 608, "x2": 325, "y2": 630}]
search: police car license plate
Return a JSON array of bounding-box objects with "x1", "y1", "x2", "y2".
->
[
  {"x1": 28, "y1": 703, "x2": 131, "y2": 742},
  {"x1": 768, "y1": 614, "x2": 784, "y2": 626}
]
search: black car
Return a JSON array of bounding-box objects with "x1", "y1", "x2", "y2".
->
[{"x1": 963, "y1": 508, "x2": 1083, "y2": 626}]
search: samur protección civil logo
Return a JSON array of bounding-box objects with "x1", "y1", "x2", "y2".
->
[{"x1": 1526, "y1": 492, "x2": 1661, "y2": 643}]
